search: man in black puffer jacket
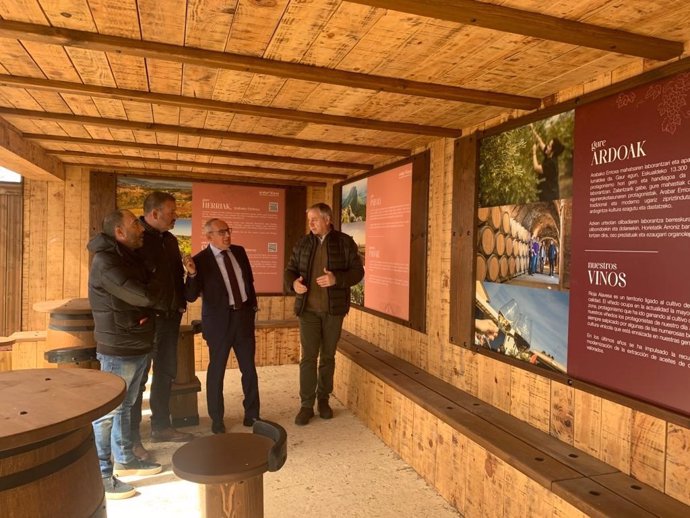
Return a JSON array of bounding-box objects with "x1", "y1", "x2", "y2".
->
[
  {"x1": 131, "y1": 191, "x2": 192, "y2": 450},
  {"x1": 88, "y1": 209, "x2": 163, "y2": 500},
  {"x1": 285, "y1": 203, "x2": 364, "y2": 426}
]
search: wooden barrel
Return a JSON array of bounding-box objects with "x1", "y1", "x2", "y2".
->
[
  {"x1": 519, "y1": 242, "x2": 527, "y2": 257},
  {"x1": 477, "y1": 225, "x2": 495, "y2": 255},
  {"x1": 505, "y1": 236, "x2": 514, "y2": 256},
  {"x1": 1, "y1": 427, "x2": 106, "y2": 518},
  {"x1": 35, "y1": 299, "x2": 97, "y2": 369},
  {"x1": 495, "y1": 231, "x2": 505, "y2": 256},
  {"x1": 477, "y1": 207, "x2": 490, "y2": 224},
  {"x1": 0, "y1": 369, "x2": 124, "y2": 518},
  {"x1": 488, "y1": 206, "x2": 501, "y2": 230},
  {"x1": 510, "y1": 219, "x2": 519, "y2": 238},
  {"x1": 46, "y1": 300, "x2": 94, "y2": 349},
  {"x1": 499, "y1": 256, "x2": 509, "y2": 279},
  {"x1": 501, "y1": 210, "x2": 511, "y2": 234},
  {"x1": 486, "y1": 255, "x2": 500, "y2": 282},
  {"x1": 476, "y1": 254, "x2": 487, "y2": 281},
  {"x1": 509, "y1": 256, "x2": 516, "y2": 277}
]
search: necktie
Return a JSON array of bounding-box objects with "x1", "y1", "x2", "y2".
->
[{"x1": 220, "y1": 249, "x2": 243, "y2": 309}]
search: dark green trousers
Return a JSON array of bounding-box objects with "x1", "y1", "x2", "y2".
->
[{"x1": 298, "y1": 310, "x2": 345, "y2": 407}]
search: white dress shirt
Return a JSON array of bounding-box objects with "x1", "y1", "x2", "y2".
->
[{"x1": 209, "y1": 244, "x2": 248, "y2": 306}]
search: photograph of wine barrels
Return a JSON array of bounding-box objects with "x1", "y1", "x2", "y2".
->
[{"x1": 1, "y1": 2, "x2": 690, "y2": 518}]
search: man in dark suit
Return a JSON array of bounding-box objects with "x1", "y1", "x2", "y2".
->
[{"x1": 183, "y1": 218, "x2": 260, "y2": 434}]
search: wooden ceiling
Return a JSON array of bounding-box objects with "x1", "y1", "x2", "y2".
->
[{"x1": 0, "y1": 0, "x2": 688, "y2": 186}]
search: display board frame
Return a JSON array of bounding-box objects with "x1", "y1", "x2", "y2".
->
[
  {"x1": 450, "y1": 60, "x2": 690, "y2": 424},
  {"x1": 115, "y1": 174, "x2": 306, "y2": 296},
  {"x1": 333, "y1": 151, "x2": 429, "y2": 332}
]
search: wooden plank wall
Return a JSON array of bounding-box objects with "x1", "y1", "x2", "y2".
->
[
  {"x1": 342, "y1": 90, "x2": 690, "y2": 510},
  {"x1": 20, "y1": 166, "x2": 91, "y2": 333},
  {"x1": 0, "y1": 182, "x2": 22, "y2": 336}
]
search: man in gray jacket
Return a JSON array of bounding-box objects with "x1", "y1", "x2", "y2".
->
[{"x1": 88, "y1": 209, "x2": 162, "y2": 500}]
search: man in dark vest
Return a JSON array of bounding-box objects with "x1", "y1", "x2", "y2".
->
[{"x1": 285, "y1": 203, "x2": 364, "y2": 426}]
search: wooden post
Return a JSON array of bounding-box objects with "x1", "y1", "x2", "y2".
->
[{"x1": 200, "y1": 475, "x2": 264, "y2": 518}]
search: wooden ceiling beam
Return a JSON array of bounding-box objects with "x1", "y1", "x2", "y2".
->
[
  {"x1": 23, "y1": 134, "x2": 371, "y2": 171},
  {"x1": 0, "y1": 75, "x2": 460, "y2": 138},
  {"x1": 0, "y1": 117, "x2": 64, "y2": 181},
  {"x1": 0, "y1": 108, "x2": 409, "y2": 156},
  {"x1": 0, "y1": 19, "x2": 540, "y2": 110},
  {"x1": 86, "y1": 165, "x2": 327, "y2": 187},
  {"x1": 347, "y1": 0, "x2": 684, "y2": 60},
  {"x1": 53, "y1": 151, "x2": 348, "y2": 180}
]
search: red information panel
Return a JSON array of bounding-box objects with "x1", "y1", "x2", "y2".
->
[
  {"x1": 363, "y1": 163, "x2": 412, "y2": 320},
  {"x1": 568, "y1": 72, "x2": 690, "y2": 414},
  {"x1": 192, "y1": 183, "x2": 285, "y2": 293}
]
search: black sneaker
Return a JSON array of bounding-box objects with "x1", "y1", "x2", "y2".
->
[
  {"x1": 103, "y1": 476, "x2": 136, "y2": 500},
  {"x1": 317, "y1": 399, "x2": 333, "y2": 419},
  {"x1": 114, "y1": 458, "x2": 162, "y2": 477},
  {"x1": 294, "y1": 407, "x2": 314, "y2": 426}
]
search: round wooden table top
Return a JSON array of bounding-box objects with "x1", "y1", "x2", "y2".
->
[
  {"x1": 33, "y1": 297, "x2": 91, "y2": 314},
  {"x1": 172, "y1": 433, "x2": 274, "y2": 484},
  {"x1": 0, "y1": 368, "x2": 125, "y2": 452}
]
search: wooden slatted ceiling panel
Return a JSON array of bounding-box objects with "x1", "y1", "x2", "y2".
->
[{"x1": 0, "y1": 1, "x2": 686, "y2": 180}]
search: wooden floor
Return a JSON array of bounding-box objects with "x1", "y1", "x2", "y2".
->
[{"x1": 106, "y1": 364, "x2": 460, "y2": 518}]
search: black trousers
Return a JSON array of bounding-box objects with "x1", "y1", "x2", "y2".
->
[
  {"x1": 131, "y1": 312, "x2": 181, "y2": 437},
  {"x1": 205, "y1": 307, "x2": 259, "y2": 423}
]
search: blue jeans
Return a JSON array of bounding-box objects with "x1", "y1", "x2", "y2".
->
[{"x1": 93, "y1": 352, "x2": 150, "y2": 477}]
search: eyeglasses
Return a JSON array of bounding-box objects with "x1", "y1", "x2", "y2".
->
[{"x1": 209, "y1": 227, "x2": 232, "y2": 236}]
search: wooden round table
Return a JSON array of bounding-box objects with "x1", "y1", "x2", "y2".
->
[
  {"x1": 172, "y1": 433, "x2": 275, "y2": 518},
  {"x1": 0, "y1": 368, "x2": 125, "y2": 518}
]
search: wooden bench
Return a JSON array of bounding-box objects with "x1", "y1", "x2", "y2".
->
[{"x1": 334, "y1": 331, "x2": 690, "y2": 518}]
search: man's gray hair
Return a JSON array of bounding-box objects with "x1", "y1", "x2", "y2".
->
[
  {"x1": 203, "y1": 218, "x2": 221, "y2": 233},
  {"x1": 307, "y1": 202, "x2": 333, "y2": 221}
]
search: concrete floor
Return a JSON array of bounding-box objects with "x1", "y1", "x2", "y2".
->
[{"x1": 106, "y1": 364, "x2": 460, "y2": 518}]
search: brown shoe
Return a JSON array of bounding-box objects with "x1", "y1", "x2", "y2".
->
[
  {"x1": 151, "y1": 427, "x2": 193, "y2": 443},
  {"x1": 317, "y1": 399, "x2": 333, "y2": 419},
  {"x1": 132, "y1": 442, "x2": 150, "y2": 461},
  {"x1": 294, "y1": 407, "x2": 315, "y2": 426}
]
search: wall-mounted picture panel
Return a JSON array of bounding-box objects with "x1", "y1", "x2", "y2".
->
[
  {"x1": 336, "y1": 152, "x2": 428, "y2": 331},
  {"x1": 461, "y1": 71, "x2": 690, "y2": 415},
  {"x1": 117, "y1": 177, "x2": 286, "y2": 294}
]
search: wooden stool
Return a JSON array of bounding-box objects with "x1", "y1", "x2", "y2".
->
[
  {"x1": 172, "y1": 420, "x2": 287, "y2": 518},
  {"x1": 0, "y1": 368, "x2": 125, "y2": 518}
]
